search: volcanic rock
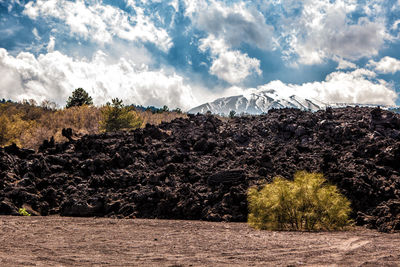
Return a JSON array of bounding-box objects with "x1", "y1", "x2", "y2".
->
[{"x1": 0, "y1": 107, "x2": 400, "y2": 232}]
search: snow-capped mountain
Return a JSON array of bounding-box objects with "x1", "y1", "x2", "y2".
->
[{"x1": 188, "y1": 89, "x2": 329, "y2": 115}]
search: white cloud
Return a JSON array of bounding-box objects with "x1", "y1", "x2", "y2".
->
[
  {"x1": 392, "y1": 19, "x2": 400, "y2": 30},
  {"x1": 32, "y1": 28, "x2": 40, "y2": 40},
  {"x1": 231, "y1": 68, "x2": 397, "y2": 106},
  {"x1": 209, "y1": 50, "x2": 262, "y2": 84},
  {"x1": 22, "y1": 1, "x2": 40, "y2": 19},
  {"x1": 1, "y1": 0, "x2": 23, "y2": 11},
  {"x1": 23, "y1": 0, "x2": 172, "y2": 52},
  {"x1": 199, "y1": 35, "x2": 262, "y2": 84},
  {"x1": 170, "y1": 0, "x2": 179, "y2": 12},
  {"x1": 185, "y1": 0, "x2": 274, "y2": 50},
  {"x1": 0, "y1": 48, "x2": 197, "y2": 110},
  {"x1": 368, "y1": 56, "x2": 400, "y2": 74},
  {"x1": 185, "y1": 0, "x2": 389, "y2": 67},
  {"x1": 282, "y1": 0, "x2": 388, "y2": 65},
  {"x1": 303, "y1": 69, "x2": 397, "y2": 105},
  {"x1": 47, "y1": 36, "x2": 55, "y2": 53},
  {"x1": 335, "y1": 57, "x2": 357, "y2": 70}
]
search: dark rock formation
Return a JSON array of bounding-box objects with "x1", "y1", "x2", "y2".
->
[{"x1": 0, "y1": 107, "x2": 399, "y2": 232}]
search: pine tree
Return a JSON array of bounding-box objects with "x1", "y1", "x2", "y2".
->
[{"x1": 66, "y1": 88, "x2": 93, "y2": 108}]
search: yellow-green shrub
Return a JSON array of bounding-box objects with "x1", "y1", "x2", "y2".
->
[
  {"x1": 100, "y1": 98, "x2": 143, "y2": 132},
  {"x1": 248, "y1": 171, "x2": 352, "y2": 231},
  {"x1": 18, "y1": 208, "x2": 31, "y2": 216}
]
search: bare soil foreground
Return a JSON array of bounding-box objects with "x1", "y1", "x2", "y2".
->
[{"x1": 0, "y1": 216, "x2": 399, "y2": 267}]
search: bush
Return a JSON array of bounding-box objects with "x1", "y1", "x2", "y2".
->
[
  {"x1": 18, "y1": 208, "x2": 31, "y2": 216},
  {"x1": 248, "y1": 171, "x2": 352, "y2": 231},
  {"x1": 100, "y1": 98, "x2": 143, "y2": 132},
  {"x1": 66, "y1": 88, "x2": 93, "y2": 108}
]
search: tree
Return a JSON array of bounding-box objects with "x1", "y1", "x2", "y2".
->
[
  {"x1": 155, "y1": 105, "x2": 169, "y2": 113},
  {"x1": 66, "y1": 88, "x2": 93, "y2": 108},
  {"x1": 173, "y1": 108, "x2": 182, "y2": 114},
  {"x1": 100, "y1": 98, "x2": 143, "y2": 132},
  {"x1": 229, "y1": 110, "x2": 236, "y2": 118}
]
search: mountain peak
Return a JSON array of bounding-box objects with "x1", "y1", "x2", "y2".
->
[{"x1": 188, "y1": 90, "x2": 327, "y2": 115}]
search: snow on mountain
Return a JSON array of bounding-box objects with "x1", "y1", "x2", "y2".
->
[{"x1": 188, "y1": 89, "x2": 329, "y2": 115}]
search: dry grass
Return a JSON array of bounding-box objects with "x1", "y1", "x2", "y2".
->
[
  {"x1": 0, "y1": 101, "x2": 188, "y2": 150},
  {"x1": 139, "y1": 110, "x2": 187, "y2": 126},
  {"x1": 20, "y1": 105, "x2": 102, "y2": 149}
]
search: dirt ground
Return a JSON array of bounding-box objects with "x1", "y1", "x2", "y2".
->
[{"x1": 0, "y1": 216, "x2": 399, "y2": 266}]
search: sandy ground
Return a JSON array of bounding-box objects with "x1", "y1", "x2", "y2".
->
[{"x1": 0, "y1": 216, "x2": 399, "y2": 266}]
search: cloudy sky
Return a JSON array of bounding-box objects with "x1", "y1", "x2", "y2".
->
[{"x1": 0, "y1": 0, "x2": 400, "y2": 110}]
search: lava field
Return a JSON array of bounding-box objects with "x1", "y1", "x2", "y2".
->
[{"x1": 0, "y1": 107, "x2": 399, "y2": 232}]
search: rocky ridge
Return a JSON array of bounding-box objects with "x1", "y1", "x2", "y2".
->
[
  {"x1": 188, "y1": 89, "x2": 328, "y2": 115},
  {"x1": 0, "y1": 107, "x2": 399, "y2": 232}
]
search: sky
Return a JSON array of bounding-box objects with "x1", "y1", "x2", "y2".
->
[{"x1": 0, "y1": 0, "x2": 400, "y2": 110}]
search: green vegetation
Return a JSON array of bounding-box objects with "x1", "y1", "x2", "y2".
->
[
  {"x1": 66, "y1": 88, "x2": 93, "y2": 108},
  {"x1": 162, "y1": 105, "x2": 169, "y2": 112},
  {"x1": 100, "y1": 98, "x2": 143, "y2": 132},
  {"x1": 18, "y1": 208, "x2": 31, "y2": 216},
  {"x1": 173, "y1": 108, "x2": 182, "y2": 114},
  {"x1": 248, "y1": 171, "x2": 352, "y2": 231}
]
